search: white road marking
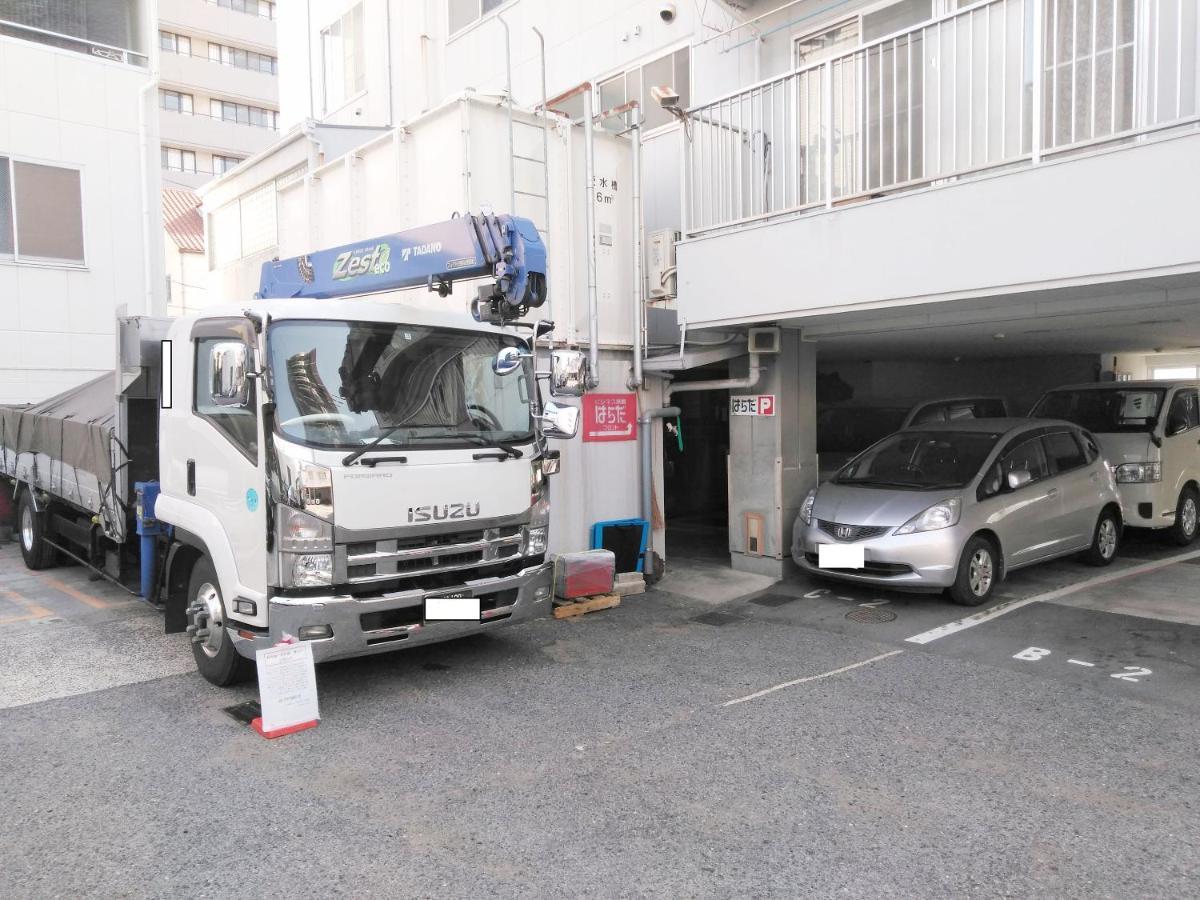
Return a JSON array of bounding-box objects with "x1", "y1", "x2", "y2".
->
[
  {"x1": 904, "y1": 548, "x2": 1200, "y2": 645},
  {"x1": 1068, "y1": 659, "x2": 1096, "y2": 667},
  {"x1": 722, "y1": 650, "x2": 904, "y2": 707}
]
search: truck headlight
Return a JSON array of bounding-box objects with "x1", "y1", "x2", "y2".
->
[
  {"x1": 799, "y1": 489, "x2": 817, "y2": 525},
  {"x1": 1114, "y1": 462, "x2": 1162, "y2": 484},
  {"x1": 278, "y1": 506, "x2": 334, "y2": 587},
  {"x1": 895, "y1": 498, "x2": 961, "y2": 535}
]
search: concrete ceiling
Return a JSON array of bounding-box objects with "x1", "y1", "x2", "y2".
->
[{"x1": 782, "y1": 273, "x2": 1200, "y2": 361}]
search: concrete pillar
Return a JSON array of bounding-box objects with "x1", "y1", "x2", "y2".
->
[{"x1": 727, "y1": 330, "x2": 817, "y2": 579}]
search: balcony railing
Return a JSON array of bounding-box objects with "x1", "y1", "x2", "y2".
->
[
  {"x1": 683, "y1": 0, "x2": 1199, "y2": 236},
  {"x1": 0, "y1": 18, "x2": 148, "y2": 67}
]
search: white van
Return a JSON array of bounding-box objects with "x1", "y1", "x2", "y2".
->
[{"x1": 1031, "y1": 381, "x2": 1200, "y2": 543}]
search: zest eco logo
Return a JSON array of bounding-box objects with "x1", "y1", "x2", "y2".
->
[{"x1": 332, "y1": 243, "x2": 391, "y2": 280}]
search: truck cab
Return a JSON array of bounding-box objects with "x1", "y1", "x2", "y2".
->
[{"x1": 1031, "y1": 381, "x2": 1200, "y2": 543}]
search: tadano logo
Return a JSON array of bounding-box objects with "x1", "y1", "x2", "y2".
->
[
  {"x1": 400, "y1": 241, "x2": 443, "y2": 263},
  {"x1": 332, "y1": 243, "x2": 391, "y2": 280}
]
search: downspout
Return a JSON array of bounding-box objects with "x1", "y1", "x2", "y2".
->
[
  {"x1": 639, "y1": 405, "x2": 681, "y2": 574},
  {"x1": 582, "y1": 86, "x2": 600, "y2": 387},
  {"x1": 497, "y1": 14, "x2": 516, "y2": 212},
  {"x1": 137, "y1": 0, "x2": 160, "y2": 316},
  {"x1": 665, "y1": 351, "x2": 763, "y2": 403},
  {"x1": 532, "y1": 26, "x2": 553, "y2": 326},
  {"x1": 629, "y1": 101, "x2": 645, "y2": 391},
  {"x1": 384, "y1": 0, "x2": 395, "y2": 126},
  {"x1": 306, "y1": 0, "x2": 315, "y2": 118}
]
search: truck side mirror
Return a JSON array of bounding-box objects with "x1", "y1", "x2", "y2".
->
[
  {"x1": 550, "y1": 349, "x2": 588, "y2": 397},
  {"x1": 210, "y1": 341, "x2": 250, "y2": 408},
  {"x1": 540, "y1": 401, "x2": 580, "y2": 439},
  {"x1": 493, "y1": 346, "x2": 525, "y2": 376}
]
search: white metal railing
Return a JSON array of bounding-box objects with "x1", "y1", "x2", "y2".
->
[
  {"x1": 684, "y1": 0, "x2": 1200, "y2": 235},
  {"x1": 0, "y1": 18, "x2": 148, "y2": 66}
]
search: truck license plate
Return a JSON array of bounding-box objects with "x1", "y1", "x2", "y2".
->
[
  {"x1": 425, "y1": 594, "x2": 481, "y2": 622},
  {"x1": 818, "y1": 544, "x2": 864, "y2": 569}
]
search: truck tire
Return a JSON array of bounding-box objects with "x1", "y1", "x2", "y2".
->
[
  {"x1": 17, "y1": 491, "x2": 57, "y2": 570},
  {"x1": 1168, "y1": 486, "x2": 1199, "y2": 546},
  {"x1": 186, "y1": 557, "x2": 253, "y2": 686},
  {"x1": 948, "y1": 535, "x2": 999, "y2": 606}
]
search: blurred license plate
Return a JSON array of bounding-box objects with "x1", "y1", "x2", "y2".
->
[
  {"x1": 818, "y1": 544, "x2": 864, "y2": 569},
  {"x1": 425, "y1": 594, "x2": 481, "y2": 621}
]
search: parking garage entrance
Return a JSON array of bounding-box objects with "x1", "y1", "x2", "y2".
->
[{"x1": 664, "y1": 363, "x2": 730, "y2": 564}]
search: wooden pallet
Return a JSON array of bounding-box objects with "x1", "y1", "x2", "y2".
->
[{"x1": 553, "y1": 593, "x2": 621, "y2": 619}]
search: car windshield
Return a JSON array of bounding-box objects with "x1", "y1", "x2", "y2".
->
[
  {"x1": 1031, "y1": 388, "x2": 1165, "y2": 434},
  {"x1": 817, "y1": 406, "x2": 910, "y2": 453},
  {"x1": 835, "y1": 430, "x2": 1001, "y2": 489},
  {"x1": 268, "y1": 320, "x2": 533, "y2": 450}
]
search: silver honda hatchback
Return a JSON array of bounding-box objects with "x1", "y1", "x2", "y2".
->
[{"x1": 793, "y1": 419, "x2": 1123, "y2": 605}]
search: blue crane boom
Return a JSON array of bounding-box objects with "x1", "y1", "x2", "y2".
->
[{"x1": 257, "y1": 213, "x2": 547, "y2": 322}]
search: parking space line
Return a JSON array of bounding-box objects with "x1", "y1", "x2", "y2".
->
[
  {"x1": 904, "y1": 547, "x2": 1200, "y2": 645},
  {"x1": 722, "y1": 650, "x2": 904, "y2": 707},
  {"x1": 0, "y1": 589, "x2": 53, "y2": 624},
  {"x1": 42, "y1": 577, "x2": 112, "y2": 610}
]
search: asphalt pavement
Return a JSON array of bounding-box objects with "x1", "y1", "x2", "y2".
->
[{"x1": 2, "y1": 535, "x2": 1199, "y2": 898}]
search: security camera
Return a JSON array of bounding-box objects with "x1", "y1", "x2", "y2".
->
[
  {"x1": 659, "y1": 3, "x2": 677, "y2": 23},
  {"x1": 651, "y1": 84, "x2": 680, "y2": 109}
]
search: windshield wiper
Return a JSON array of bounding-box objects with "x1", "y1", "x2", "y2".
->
[
  {"x1": 342, "y1": 422, "x2": 409, "y2": 467},
  {"x1": 405, "y1": 432, "x2": 525, "y2": 459}
]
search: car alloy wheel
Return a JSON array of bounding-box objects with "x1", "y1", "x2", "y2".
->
[
  {"x1": 1098, "y1": 517, "x2": 1118, "y2": 559},
  {"x1": 968, "y1": 548, "x2": 994, "y2": 597}
]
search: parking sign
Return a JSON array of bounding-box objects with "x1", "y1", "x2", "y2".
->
[
  {"x1": 730, "y1": 395, "x2": 776, "y2": 417},
  {"x1": 583, "y1": 393, "x2": 637, "y2": 442}
]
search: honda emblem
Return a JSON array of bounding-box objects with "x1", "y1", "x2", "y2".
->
[{"x1": 836, "y1": 525, "x2": 854, "y2": 540}]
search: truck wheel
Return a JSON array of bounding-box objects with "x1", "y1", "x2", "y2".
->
[
  {"x1": 1168, "y1": 487, "x2": 1199, "y2": 546},
  {"x1": 948, "y1": 536, "x2": 998, "y2": 606},
  {"x1": 1082, "y1": 509, "x2": 1121, "y2": 566},
  {"x1": 186, "y1": 558, "x2": 252, "y2": 686},
  {"x1": 17, "y1": 491, "x2": 56, "y2": 570}
]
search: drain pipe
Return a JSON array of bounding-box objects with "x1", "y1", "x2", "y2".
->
[
  {"x1": 629, "y1": 101, "x2": 645, "y2": 390},
  {"x1": 639, "y1": 405, "x2": 681, "y2": 574},
  {"x1": 665, "y1": 351, "x2": 764, "y2": 403},
  {"x1": 582, "y1": 86, "x2": 600, "y2": 388},
  {"x1": 497, "y1": 14, "x2": 516, "y2": 212}
]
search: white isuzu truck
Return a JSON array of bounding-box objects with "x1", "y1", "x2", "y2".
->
[{"x1": 0, "y1": 214, "x2": 583, "y2": 684}]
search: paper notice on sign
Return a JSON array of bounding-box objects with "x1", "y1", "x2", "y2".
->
[{"x1": 257, "y1": 642, "x2": 320, "y2": 733}]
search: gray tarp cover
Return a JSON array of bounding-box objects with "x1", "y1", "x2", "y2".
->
[{"x1": 0, "y1": 372, "x2": 118, "y2": 484}]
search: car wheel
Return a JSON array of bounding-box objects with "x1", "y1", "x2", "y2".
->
[
  {"x1": 949, "y1": 536, "x2": 998, "y2": 607},
  {"x1": 1082, "y1": 509, "x2": 1121, "y2": 566},
  {"x1": 1169, "y1": 487, "x2": 1199, "y2": 546},
  {"x1": 186, "y1": 557, "x2": 253, "y2": 687},
  {"x1": 17, "y1": 491, "x2": 57, "y2": 570}
]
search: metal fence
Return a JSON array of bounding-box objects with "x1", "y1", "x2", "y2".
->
[{"x1": 684, "y1": 0, "x2": 1199, "y2": 235}]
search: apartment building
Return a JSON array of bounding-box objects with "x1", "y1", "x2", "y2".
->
[
  {"x1": 0, "y1": 0, "x2": 165, "y2": 404},
  {"x1": 156, "y1": 0, "x2": 279, "y2": 189},
  {"x1": 203, "y1": 0, "x2": 1200, "y2": 573}
]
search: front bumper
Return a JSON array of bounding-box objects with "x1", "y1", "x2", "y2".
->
[
  {"x1": 791, "y1": 520, "x2": 962, "y2": 591},
  {"x1": 1116, "y1": 482, "x2": 1174, "y2": 529},
  {"x1": 229, "y1": 561, "x2": 554, "y2": 664}
]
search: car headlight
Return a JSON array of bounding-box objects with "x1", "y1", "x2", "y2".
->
[
  {"x1": 799, "y1": 488, "x2": 817, "y2": 525},
  {"x1": 277, "y1": 506, "x2": 334, "y2": 587},
  {"x1": 894, "y1": 497, "x2": 961, "y2": 535},
  {"x1": 1113, "y1": 462, "x2": 1162, "y2": 484}
]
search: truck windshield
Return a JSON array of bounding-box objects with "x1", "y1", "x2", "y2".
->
[
  {"x1": 1031, "y1": 388, "x2": 1165, "y2": 433},
  {"x1": 835, "y1": 431, "x2": 1001, "y2": 489},
  {"x1": 268, "y1": 320, "x2": 533, "y2": 450}
]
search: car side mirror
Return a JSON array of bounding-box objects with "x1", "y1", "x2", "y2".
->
[
  {"x1": 209, "y1": 341, "x2": 250, "y2": 408},
  {"x1": 540, "y1": 400, "x2": 580, "y2": 439},
  {"x1": 1006, "y1": 469, "x2": 1032, "y2": 490},
  {"x1": 550, "y1": 349, "x2": 588, "y2": 398}
]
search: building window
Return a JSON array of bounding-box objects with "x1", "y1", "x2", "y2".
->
[
  {"x1": 213, "y1": 155, "x2": 243, "y2": 175},
  {"x1": 208, "y1": 42, "x2": 278, "y2": 74},
  {"x1": 209, "y1": 99, "x2": 278, "y2": 130},
  {"x1": 1153, "y1": 366, "x2": 1200, "y2": 381},
  {"x1": 211, "y1": 0, "x2": 275, "y2": 19},
  {"x1": 159, "y1": 31, "x2": 192, "y2": 55},
  {"x1": 594, "y1": 48, "x2": 690, "y2": 132},
  {"x1": 0, "y1": 157, "x2": 85, "y2": 264},
  {"x1": 162, "y1": 147, "x2": 198, "y2": 173},
  {"x1": 160, "y1": 89, "x2": 194, "y2": 114},
  {"x1": 211, "y1": 181, "x2": 278, "y2": 267},
  {"x1": 448, "y1": 0, "x2": 506, "y2": 35},
  {"x1": 0, "y1": 0, "x2": 145, "y2": 64},
  {"x1": 321, "y1": 4, "x2": 366, "y2": 114}
]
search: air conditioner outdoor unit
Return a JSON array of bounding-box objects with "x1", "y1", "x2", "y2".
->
[{"x1": 646, "y1": 228, "x2": 679, "y2": 299}]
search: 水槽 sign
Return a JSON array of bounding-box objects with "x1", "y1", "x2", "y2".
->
[
  {"x1": 583, "y1": 393, "x2": 637, "y2": 442},
  {"x1": 730, "y1": 395, "x2": 776, "y2": 417}
]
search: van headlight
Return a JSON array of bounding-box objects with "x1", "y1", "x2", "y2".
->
[
  {"x1": 277, "y1": 506, "x2": 333, "y2": 587},
  {"x1": 799, "y1": 489, "x2": 817, "y2": 525},
  {"x1": 895, "y1": 498, "x2": 961, "y2": 535},
  {"x1": 1113, "y1": 462, "x2": 1161, "y2": 484}
]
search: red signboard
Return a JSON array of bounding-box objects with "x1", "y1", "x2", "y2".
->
[{"x1": 583, "y1": 393, "x2": 637, "y2": 442}]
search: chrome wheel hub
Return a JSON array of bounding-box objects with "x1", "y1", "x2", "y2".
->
[
  {"x1": 1098, "y1": 518, "x2": 1118, "y2": 558},
  {"x1": 968, "y1": 549, "x2": 994, "y2": 597},
  {"x1": 186, "y1": 582, "x2": 225, "y2": 659},
  {"x1": 20, "y1": 506, "x2": 33, "y2": 552}
]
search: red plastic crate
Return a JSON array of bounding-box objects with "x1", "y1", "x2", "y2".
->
[{"x1": 555, "y1": 550, "x2": 616, "y2": 599}]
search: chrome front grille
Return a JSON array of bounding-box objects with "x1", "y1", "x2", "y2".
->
[
  {"x1": 338, "y1": 525, "x2": 524, "y2": 585},
  {"x1": 817, "y1": 520, "x2": 892, "y2": 542}
]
